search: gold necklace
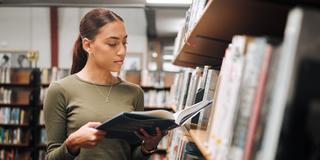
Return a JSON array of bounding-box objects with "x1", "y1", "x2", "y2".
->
[{"x1": 95, "y1": 77, "x2": 118, "y2": 103}]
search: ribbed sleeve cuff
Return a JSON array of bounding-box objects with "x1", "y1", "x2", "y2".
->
[
  {"x1": 47, "y1": 142, "x2": 77, "y2": 160},
  {"x1": 62, "y1": 142, "x2": 78, "y2": 160},
  {"x1": 132, "y1": 145, "x2": 150, "y2": 160}
]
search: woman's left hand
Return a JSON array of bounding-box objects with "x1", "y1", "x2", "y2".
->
[{"x1": 135, "y1": 127, "x2": 168, "y2": 151}]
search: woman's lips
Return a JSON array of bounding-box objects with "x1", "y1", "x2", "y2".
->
[{"x1": 114, "y1": 60, "x2": 124, "y2": 65}]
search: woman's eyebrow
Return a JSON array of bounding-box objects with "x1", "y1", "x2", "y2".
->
[{"x1": 105, "y1": 35, "x2": 128, "y2": 40}]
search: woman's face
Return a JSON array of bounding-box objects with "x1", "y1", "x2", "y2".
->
[{"x1": 88, "y1": 20, "x2": 127, "y2": 72}]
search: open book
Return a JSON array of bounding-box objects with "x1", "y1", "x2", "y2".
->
[{"x1": 96, "y1": 99, "x2": 213, "y2": 144}]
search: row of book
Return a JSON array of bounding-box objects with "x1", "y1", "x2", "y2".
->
[
  {"x1": 41, "y1": 67, "x2": 69, "y2": 85},
  {"x1": 0, "y1": 67, "x2": 69, "y2": 85},
  {"x1": 39, "y1": 128, "x2": 47, "y2": 145},
  {"x1": 40, "y1": 87, "x2": 48, "y2": 104},
  {"x1": 38, "y1": 150, "x2": 46, "y2": 160},
  {"x1": 167, "y1": 127, "x2": 204, "y2": 160},
  {"x1": 0, "y1": 67, "x2": 10, "y2": 84},
  {"x1": 169, "y1": 35, "x2": 280, "y2": 159},
  {"x1": 184, "y1": 0, "x2": 208, "y2": 40},
  {"x1": 168, "y1": 6, "x2": 319, "y2": 159},
  {"x1": 0, "y1": 108, "x2": 29, "y2": 125},
  {"x1": 144, "y1": 90, "x2": 170, "y2": 108},
  {"x1": 0, "y1": 128, "x2": 29, "y2": 145},
  {"x1": 0, "y1": 68, "x2": 37, "y2": 85},
  {"x1": 0, "y1": 88, "x2": 30, "y2": 104},
  {"x1": 173, "y1": 0, "x2": 208, "y2": 57},
  {"x1": 0, "y1": 149, "x2": 30, "y2": 160},
  {"x1": 204, "y1": 36, "x2": 277, "y2": 160},
  {"x1": 0, "y1": 88, "x2": 12, "y2": 104},
  {"x1": 141, "y1": 70, "x2": 175, "y2": 88},
  {"x1": 169, "y1": 65, "x2": 218, "y2": 113}
]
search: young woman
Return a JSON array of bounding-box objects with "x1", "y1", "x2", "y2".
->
[{"x1": 44, "y1": 8, "x2": 166, "y2": 160}]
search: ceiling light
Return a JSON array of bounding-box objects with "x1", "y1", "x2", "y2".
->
[
  {"x1": 152, "y1": 52, "x2": 158, "y2": 58},
  {"x1": 146, "y1": 0, "x2": 192, "y2": 5}
]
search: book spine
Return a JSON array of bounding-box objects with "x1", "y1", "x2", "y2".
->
[
  {"x1": 243, "y1": 44, "x2": 273, "y2": 160},
  {"x1": 229, "y1": 38, "x2": 268, "y2": 160}
]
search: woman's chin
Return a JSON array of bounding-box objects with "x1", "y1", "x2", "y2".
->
[{"x1": 109, "y1": 67, "x2": 122, "y2": 73}]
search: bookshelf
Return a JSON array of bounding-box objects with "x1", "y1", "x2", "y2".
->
[
  {"x1": 189, "y1": 129, "x2": 213, "y2": 160},
  {"x1": 0, "y1": 68, "x2": 41, "y2": 160},
  {"x1": 142, "y1": 86, "x2": 171, "y2": 110},
  {"x1": 36, "y1": 67, "x2": 70, "y2": 160},
  {"x1": 173, "y1": 0, "x2": 290, "y2": 68},
  {"x1": 167, "y1": 0, "x2": 320, "y2": 160}
]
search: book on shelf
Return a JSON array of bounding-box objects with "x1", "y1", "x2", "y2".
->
[
  {"x1": 167, "y1": 127, "x2": 205, "y2": 160},
  {"x1": 197, "y1": 69, "x2": 219, "y2": 130},
  {"x1": 258, "y1": 7, "x2": 320, "y2": 160},
  {"x1": 228, "y1": 37, "x2": 273, "y2": 160},
  {"x1": 207, "y1": 37, "x2": 246, "y2": 159},
  {"x1": 190, "y1": 65, "x2": 210, "y2": 125},
  {"x1": 248, "y1": 45, "x2": 281, "y2": 160},
  {"x1": 40, "y1": 67, "x2": 70, "y2": 85},
  {"x1": 96, "y1": 99, "x2": 213, "y2": 144},
  {"x1": 178, "y1": 69, "x2": 193, "y2": 111},
  {"x1": 185, "y1": 67, "x2": 203, "y2": 107}
]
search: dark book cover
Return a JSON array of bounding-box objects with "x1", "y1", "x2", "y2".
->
[{"x1": 96, "y1": 112, "x2": 178, "y2": 144}]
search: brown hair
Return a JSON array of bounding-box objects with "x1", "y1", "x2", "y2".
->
[{"x1": 71, "y1": 8, "x2": 124, "y2": 74}]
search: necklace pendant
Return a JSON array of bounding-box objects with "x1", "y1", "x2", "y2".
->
[{"x1": 105, "y1": 98, "x2": 110, "y2": 103}]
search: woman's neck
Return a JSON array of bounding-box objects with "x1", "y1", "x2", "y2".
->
[{"x1": 76, "y1": 64, "x2": 117, "y2": 85}]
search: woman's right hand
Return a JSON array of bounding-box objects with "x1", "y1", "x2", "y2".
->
[{"x1": 65, "y1": 122, "x2": 106, "y2": 155}]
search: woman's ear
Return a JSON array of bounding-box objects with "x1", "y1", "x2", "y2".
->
[{"x1": 82, "y1": 38, "x2": 92, "y2": 54}]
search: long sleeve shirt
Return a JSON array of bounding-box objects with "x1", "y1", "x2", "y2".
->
[{"x1": 44, "y1": 74, "x2": 149, "y2": 160}]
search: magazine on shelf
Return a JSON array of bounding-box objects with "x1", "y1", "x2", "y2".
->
[{"x1": 96, "y1": 99, "x2": 213, "y2": 144}]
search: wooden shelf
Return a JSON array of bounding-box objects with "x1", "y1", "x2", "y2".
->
[
  {"x1": 189, "y1": 129, "x2": 213, "y2": 160},
  {"x1": 141, "y1": 86, "x2": 171, "y2": 91},
  {"x1": 37, "y1": 144, "x2": 46, "y2": 149},
  {"x1": 144, "y1": 106, "x2": 173, "y2": 111},
  {"x1": 0, "y1": 103, "x2": 30, "y2": 107},
  {"x1": 0, "y1": 123, "x2": 29, "y2": 127},
  {"x1": 0, "y1": 143, "x2": 29, "y2": 148},
  {"x1": 0, "y1": 83, "x2": 37, "y2": 88},
  {"x1": 173, "y1": 0, "x2": 290, "y2": 68},
  {"x1": 41, "y1": 83, "x2": 50, "y2": 87}
]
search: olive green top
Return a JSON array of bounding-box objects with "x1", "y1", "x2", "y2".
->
[{"x1": 44, "y1": 74, "x2": 149, "y2": 160}]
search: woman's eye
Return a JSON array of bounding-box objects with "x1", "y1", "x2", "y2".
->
[
  {"x1": 108, "y1": 43, "x2": 117, "y2": 47},
  {"x1": 123, "y1": 42, "x2": 128, "y2": 46}
]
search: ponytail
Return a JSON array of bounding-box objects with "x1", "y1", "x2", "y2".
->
[
  {"x1": 71, "y1": 8, "x2": 124, "y2": 74},
  {"x1": 71, "y1": 35, "x2": 87, "y2": 74}
]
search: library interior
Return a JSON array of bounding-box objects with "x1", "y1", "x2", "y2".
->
[{"x1": 0, "y1": 0, "x2": 320, "y2": 159}]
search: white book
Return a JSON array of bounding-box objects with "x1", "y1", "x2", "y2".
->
[
  {"x1": 186, "y1": 67, "x2": 203, "y2": 106},
  {"x1": 0, "y1": 68, "x2": 4, "y2": 83},
  {"x1": 178, "y1": 69, "x2": 193, "y2": 110},
  {"x1": 229, "y1": 37, "x2": 269, "y2": 160},
  {"x1": 195, "y1": 0, "x2": 208, "y2": 22},
  {"x1": 198, "y1": 65, "x2": 211, "y2": 91},
  {"x1": 207, "y1": 36, "x2": 248, "y2": 160},
  {"x1": 197, "y1": 69, "x2": 219, "y2": 130},
  {"x1": 5, "y1": 67, "x2": 10, "y2": 83},
  {"x1": 203, "y1": 69, "x2": 219, "y2": 101}
]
